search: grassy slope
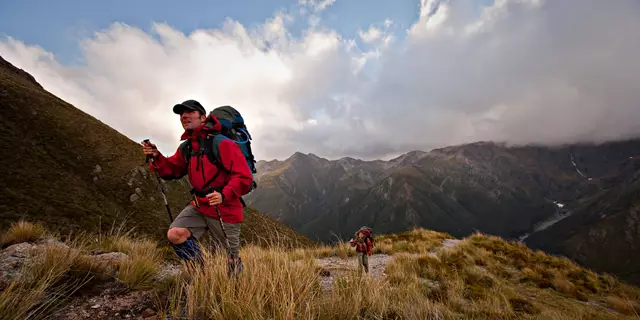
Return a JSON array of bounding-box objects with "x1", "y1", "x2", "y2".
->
[
  {"x1": 0, "y1": 55, "x2": 313, "y2": 249},
  {"x1": 2, "y1": 221, "x2": 639, "y2": 320},
  {"x1": 525, "y1": 168, "x2": 640, "y2": 285}
]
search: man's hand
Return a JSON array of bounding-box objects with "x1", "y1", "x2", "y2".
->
[
  {"x1": 141, "y1": 140, "x2": 159, "y2": 157},
  {"x1": 206, "y1": 191, "x2": 224, "y2": 206}
]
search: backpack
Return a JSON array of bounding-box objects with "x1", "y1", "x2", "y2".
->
[
  {"x1": 357, "y1": 226, "x2": 374, "y2": 250},
  {"x1": 179, "y1": 105, "x2": 258, "y2": 202}
]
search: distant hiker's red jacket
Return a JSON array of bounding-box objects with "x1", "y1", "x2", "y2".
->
[
  {"x1": 148, "y1": 115, "x2": 253, "y2": 223},
  {"x1": 350, "y1": 237, "x2": 373, "y2": 256}
]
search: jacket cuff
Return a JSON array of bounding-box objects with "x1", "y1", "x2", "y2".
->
[{"x1": 221, "y1": 187, "x2": 233, "y2": 203}]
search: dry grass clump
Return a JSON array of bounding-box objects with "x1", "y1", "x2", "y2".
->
[
  {"x1": 304, "y1": 228, "x2": 453, "y2": 260},
  {"x1": 384, "y1": 249, "x2": 537, "y2": 319},
  {"x1": 115, "y1": 238, "x2": 162, "y2": 289},
  {"x1": 447, "y1": 232, "x2": 640, "y2": 318},
  {"x1": 158, "y1": 245, "x2": 323, "y2": 319},
  {"x1": 314, "y1": 240, "x2": 358, "y2": 259},
  {"x1": 461, "y1": 233, "x2": 634, "y2": 300},
  {"x1": 373, "y1": 228, "x2": 453, "y2": 255},
  {"x1": 79, "y1": 223, "x2": 164, "y2": 289},
  {"x1": 0, "y1": 220, "x2": 46, "y2": 247},
  {"x1": 604, "y1": 295, "x2": 640, "y2": 316}
]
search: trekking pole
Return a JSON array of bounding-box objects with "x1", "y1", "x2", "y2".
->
[
  {"x1": 143, "y1": 139, "x2": 174, "y2": 222},
  {"x1": 206, "y1": 191, "x2": 241, "y2": 278},
  {"x1": 214, "y1": 204, "x2": 232, "y2": 257}
]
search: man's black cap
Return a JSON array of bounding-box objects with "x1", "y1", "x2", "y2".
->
[{"x1": 173, "y1": 99, "x2": 206, "y2": 115}]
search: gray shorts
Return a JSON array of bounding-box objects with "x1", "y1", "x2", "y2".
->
[{"x1": 169, "y1": 205, "x2": 242, "y2": 258}]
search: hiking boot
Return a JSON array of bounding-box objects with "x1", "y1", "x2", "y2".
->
[{"x1": 227, "y1": 256, "x2": 243, "y2": 278}]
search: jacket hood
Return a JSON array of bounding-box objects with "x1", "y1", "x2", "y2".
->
[{"x1": 180, "y1": 112, "x2": 223, "y2": 141}]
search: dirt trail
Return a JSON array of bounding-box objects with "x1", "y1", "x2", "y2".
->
[
  {"x1": 314, "y1": 254, "x2": 393, "y2": 292},
  {"x1": 314, "y1": 238, "x2": 462, "y2": 292}
]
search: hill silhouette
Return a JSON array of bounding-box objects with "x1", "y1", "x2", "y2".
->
[{"x1": 0, "y1": 54, "x2": 313, "y2": 249}]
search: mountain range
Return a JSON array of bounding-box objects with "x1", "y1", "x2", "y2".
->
[{"x1": 245, "y1": 138, "x2": 640, "y2": 283}]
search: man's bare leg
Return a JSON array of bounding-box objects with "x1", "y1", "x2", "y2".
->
[
  {"x1": 167, "y1": 206, "x2": 207, "y2": 262},
  {"x1": 167, "y1": 227, "x2": 191, "y2": 244}
]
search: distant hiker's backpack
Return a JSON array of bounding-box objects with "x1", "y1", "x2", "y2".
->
[
  {"x1": 179, "y1": 105, "x2": 258, "y2": 195},
  {"x1": 357, "y1": 226, "x2": 374, "y2": 250}
]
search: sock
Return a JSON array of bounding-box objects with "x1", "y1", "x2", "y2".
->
[{"x1": 171, "y1": 236, "x2": 203, "y2": 263}]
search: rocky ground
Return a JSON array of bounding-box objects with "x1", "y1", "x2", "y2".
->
[{"x1": 47, "y1": 283, "x2": 158, "y2": 320}]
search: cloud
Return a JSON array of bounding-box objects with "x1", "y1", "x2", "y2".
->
[
  {"x1": 299, "y1": 0, "x2": 336, "y2": 13},
  {"x1": 359, "y1": 26, "x2": 382, "y2": 43},
  {"x1": 372, "y1": 0, "x2": 640, "y2": 153},
  {"x1": 1, "y1": 0, "x2": 640, "y2": 161}
]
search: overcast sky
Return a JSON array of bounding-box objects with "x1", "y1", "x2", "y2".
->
[{"x1": 1, "y1": 0, "x2": 639, "y2": 161}]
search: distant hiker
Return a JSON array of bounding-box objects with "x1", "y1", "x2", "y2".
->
[
  {"x1": 141, "y1": 99, "x2": 254, "y2": 277},
  {"x1": 349, "y1": 226, "x2": 374, "y2": 273}
]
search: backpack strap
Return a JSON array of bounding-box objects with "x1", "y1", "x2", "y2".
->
[
  {"x1": 179, "y1": 135, "x2": 228, "y2": 167},
  {"x1": 179, "y1": 139, "x2": 192, "y2": 166},
  {"x1": 205, "y1": 134, "x2": 249, "y2": 207},
  {"x1": 203, "y1": 133, "x2": 231, "y2": 173}
]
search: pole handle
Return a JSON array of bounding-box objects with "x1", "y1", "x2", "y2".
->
[{"x1": 143, "y1": 139, "x2": 152, "y2": 163}]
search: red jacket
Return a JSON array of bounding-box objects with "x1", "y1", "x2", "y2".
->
[
  {"x1": 350, "y1": 237, "x2": 373, "y2": 256},
  {"x1": 149, "y1": 115, "x2": 253, "y2": 223}
]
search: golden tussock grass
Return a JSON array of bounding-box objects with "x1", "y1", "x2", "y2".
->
[
  {"x1": 0, "y1": 221, "x2": 165, "y2": 319},
  {"x1": 0, "y1": 220, "x2": 46, "y2": 247},
  {"x1": 115, "y1": 238, "x2": 162, "y2": 289},
  {"x1": 157, "y1": 243, "x2": 455, "y2": 320},
  {"x1": 303, "y1": 228, "x2": 453, "y2": 260},
  {"x1": 0, "y1": 240, "x2": 106, "y2": 320},
  {"x1": 373, "y1": 228, "x2": 453, "y2": 255},
  {"x1": 78, "y1": 221, "x2": 164, "y2": 289},
  {"x1": 2, "y1": 222, "x2": 640, "y2": 320},
  {"x1": 158, "y1": 245, "x2": 322, "y2": 319}
]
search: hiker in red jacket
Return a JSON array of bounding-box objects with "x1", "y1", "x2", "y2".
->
[
  {"x1": 349, "y1": 227, "x2": 374, "y2": 273},
  {"x1": 141, "y1": 99, "x2": 253, "y2": 276}
]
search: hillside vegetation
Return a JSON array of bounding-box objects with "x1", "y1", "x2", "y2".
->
[
  {"x1": 0, "y1": 55, "x2": 312, "y2": 249},
  {"x1": 1, "y1": 220, "x2": 639, "y2": 320}
]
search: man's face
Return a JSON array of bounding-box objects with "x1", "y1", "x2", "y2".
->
[{"x1": 180, "y1": 110, "x2": 205, "y2": 130}]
